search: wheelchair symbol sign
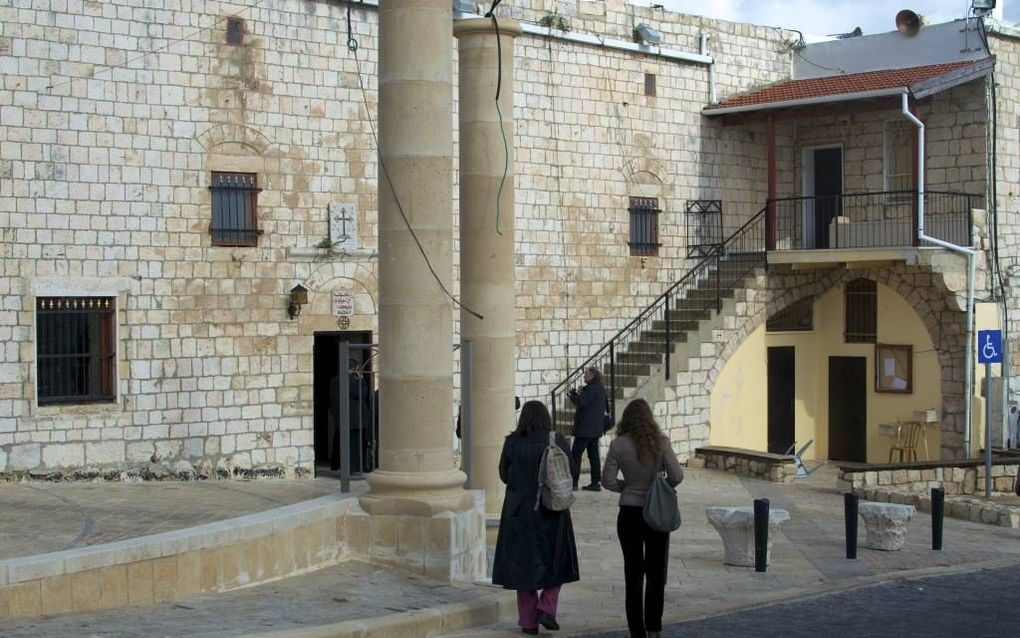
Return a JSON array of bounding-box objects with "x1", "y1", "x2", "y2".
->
[{"x1": 978, "y1": 330, "x2": 1003, "y2": 364}]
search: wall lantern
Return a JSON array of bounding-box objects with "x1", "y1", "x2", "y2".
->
[
  {"x1": 634, "y1": 23, "x2": 662, "y2": 46},
  {"x1": 288, "y1": 284, "x2": 308, "y2": 319}
]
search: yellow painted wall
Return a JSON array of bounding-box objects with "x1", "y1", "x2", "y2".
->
[{"x1": 710, "y1": 280, "x2": 944, "y2": 463}]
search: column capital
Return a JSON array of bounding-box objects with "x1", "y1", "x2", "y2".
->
[{"x1": 453, "y1": 17, "x2": 522, "y2": 39}]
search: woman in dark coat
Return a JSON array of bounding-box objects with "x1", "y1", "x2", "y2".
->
[{"x1": 492, "y1": 401, "x2": 580, "y2": 635}]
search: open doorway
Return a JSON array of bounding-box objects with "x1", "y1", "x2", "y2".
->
[
  {"x1": 767, "y1": 346, "x2": 796, "y2": 455},
  {"x1": 313, "y1": 331, "x2": 375, "y2": 479},
  {"x1": 802, "y1": 145, "x2": 844, "y2": 248}
]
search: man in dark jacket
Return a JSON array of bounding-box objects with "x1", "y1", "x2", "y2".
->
[{"x1": 568, "y1": 367, "x2": 608, "y2": 492}]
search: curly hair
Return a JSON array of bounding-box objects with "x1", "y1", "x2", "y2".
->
[{"x1": 615, "y1": 398, "x2": 664, "y2": 463}]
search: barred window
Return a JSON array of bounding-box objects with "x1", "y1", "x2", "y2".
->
[
  {"x1": 210, "y1": 172, "x2": 261, "y2": 247},
  {"x1": 845, "y1": 279, "x2": 877, "y2": 343},
  {"x1": 766, "y1": 297, "x2": 814, "y2": 332},
  {"x1": 629, "y1": 197, "x2": 660, "y2": 256},
  {"x1": 884, "y1": 120, "x2": 913, "y2": 203},
  {"x1": 36, "y1": 297, "x2": 116, "y2": 405}
]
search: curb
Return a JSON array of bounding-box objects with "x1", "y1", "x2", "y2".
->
[
  {"x1": 249, "y1": 589, "x2": 517, "y2": 638},
  {"x1": 560, "y1": 557, "x2": 1020, "y2": 637}
]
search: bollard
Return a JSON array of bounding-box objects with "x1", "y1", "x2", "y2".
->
[
  {"x1": 931, "y1": 487, "x2": 945, "y2": 551},
  {"x1": 844, "y1": 492, "x2": 859, "y2": 559},
  {"x1": 753, "y1": 498, "x2": 770, "y2": 573}
]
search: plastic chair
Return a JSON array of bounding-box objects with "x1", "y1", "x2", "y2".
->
[{"x1": 888, "y1": 421, "x2": 924, "y2": 463}]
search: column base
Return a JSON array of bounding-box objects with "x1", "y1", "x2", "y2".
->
[
  {"x1": 345, "y1": 489, "x2": 487, "y2": 583},
  {"x1": 360, "y1": 468, "x2": 475, "y2": 516}
]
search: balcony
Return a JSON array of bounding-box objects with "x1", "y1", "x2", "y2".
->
[{"x1": 766, "y1": 191, "x2": 982, "y2": 266}]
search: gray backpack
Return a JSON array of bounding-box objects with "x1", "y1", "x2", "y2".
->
[
  {"x1": 643, "y1": 449, "x2": 682, "y2": 532},
  {"x1": 535, "y1": 432, "x2": 575, "y2": 511}
]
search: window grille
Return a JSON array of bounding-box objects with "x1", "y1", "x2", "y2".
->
[
  {"x1": 227, "y1": 18, "x2": 245, "y2": 45},
  {"x1": 766, "y1": 297, "x2": 814, "y2": 332},
  {"x1": 644, "y1": 73, "x2": 656, "y2": 97},
  {"x1": 210, "y1": 172, "x2": 261, "y2": 247},
  {"x1": 629, "y1": 197, "x2": 661, "y2": 256},
  {"x1": 884, "y1": 121, "x2": 913, "y2": 203},
  {"x1": 845, "y1": 279, "x2": 877, "y2": 343},
  {"x1": 36, "y1": 297, "x2": 116, "y2": 405}
]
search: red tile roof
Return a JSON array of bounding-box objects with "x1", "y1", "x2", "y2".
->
[{"x1": 705, "y1": 60, "x2": 981, "y2": 112}]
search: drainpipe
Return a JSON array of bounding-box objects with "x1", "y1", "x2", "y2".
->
[
  {"x1": 901, "y1": 90, "x2": 977, "y2": 458},
  {"x1": 701, "y1": 32, "x2": 717, "y2": 104}
]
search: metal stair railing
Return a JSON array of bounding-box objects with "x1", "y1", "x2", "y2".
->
[{"x1": 550, "y1": 207, "x2": 767, "y2": 433}]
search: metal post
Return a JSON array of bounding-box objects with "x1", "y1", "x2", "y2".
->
[
  {"x1": 986, "y1": 360, "x2": 993, "y2": 498},
  {"x1": 844, "y1": 492, "x2": 859, "y2": 559},
  {"x1": 753, "y1": 498, "x2": 769, "y2": 573},
  {"x1": 338, "y1": 340, "x2": 351, "y2": 494},
  {"x1": 461, "y1": 340, "x2": 473, "y2": 487},
  {"x1": 609, "y1": 341, "x2": 616, "y2": 417},
  {"x1": 931, "y1": 487, "x2": 945, "y2": 550},
  {"x1": 664, "y1": 298, "x2": 671, "y2": 381}
]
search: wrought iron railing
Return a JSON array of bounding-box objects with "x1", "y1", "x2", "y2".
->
[
  {"x1": 550, "y1": 208, "x2": 766, "y2": 433},
  {"x1": 768, "y1": 190, "x2": 981, "y2": 251}
]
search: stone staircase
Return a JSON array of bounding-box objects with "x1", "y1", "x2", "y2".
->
[{"x1": 551, "y1": 211, "x2": 767, "y2": 434}]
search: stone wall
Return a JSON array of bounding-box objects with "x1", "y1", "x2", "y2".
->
[
  {"x1": 838, "y1": 459, "x2": 1020, "y2": 495},
  {"x1": 692, "y1": 445, "x2": 799, "y2": 483}
]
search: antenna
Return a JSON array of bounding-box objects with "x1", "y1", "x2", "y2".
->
[{"x1": 895, "y1": 9, "x2": 922, "y2": 37}]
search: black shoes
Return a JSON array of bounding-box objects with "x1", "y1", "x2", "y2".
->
[
  {"x1": 522, "y1": 628, "x2": 539, "y2": 635},
  {"x1": 537, "y1": 611, "x2": 560, "y2": 630},
  {"x1": 581, "y1": 483, "x2": 601, "y2": 492}
]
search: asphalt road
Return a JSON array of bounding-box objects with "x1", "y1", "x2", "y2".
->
[{"x1": 592, "y1": 565, "x2": 1020, "y2": 638}]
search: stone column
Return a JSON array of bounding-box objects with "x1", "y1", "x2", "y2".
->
[
  {"x1": 454, "y1": 18, "x2": 521, "y2": 517},
  {"x1": 362, "y1": 0, "x2": 472, "y2": 517}
]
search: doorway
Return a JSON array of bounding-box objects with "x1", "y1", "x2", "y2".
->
[
  {"x1": 313, "y1": 331, "x2": 374, "y2": 478},
  {"x1": 767, "y1": 347, "x2": 796, "y2": 455},
  {"x1": 802, "y1": 146, "x2": 843, "y2": 248},
  {"x1": 828, "y1": 356, "x2": 867, "y2": 462}
]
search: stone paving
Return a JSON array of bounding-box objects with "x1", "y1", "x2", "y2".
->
[
  {"x1": 1, "y1": 467, "x2": 1019, "y2": 637},
  {"x1": 0, "y1": 478, "x2": 343, "y2": 559}
]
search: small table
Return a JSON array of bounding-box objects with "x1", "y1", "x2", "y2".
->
[
  {"x1": 859, "y1": 502, "x2": 915, "y2": 551},
  {"x1": 705, "y1": 506, "x2": 791, "y2": 567}
]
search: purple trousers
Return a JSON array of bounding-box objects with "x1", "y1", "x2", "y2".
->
[{"x1": 516, "y1": 586, "x2": 561, "y2": 629}]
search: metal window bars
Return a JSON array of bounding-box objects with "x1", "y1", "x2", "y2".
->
[
  {"x1": 36, "y1": 297, "x2": 116, "y2": 405},
  {"x1": 210, "y1": 172, "x2": 263, "y2": 247},
  {"x1": 685, "y1": 199, "x2": 723, "y2": 258},
  {"x1": 629, "y1": 197, "x2": 661, "y2": 256}
]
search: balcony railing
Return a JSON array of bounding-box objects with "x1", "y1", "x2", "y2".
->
[{"x1": 768, "y1": 191, "x2": 982, "y2": 251}]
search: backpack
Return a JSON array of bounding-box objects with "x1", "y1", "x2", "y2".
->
[{"x1": 535, "y1": 431, "x2": 575, "y2": 512}]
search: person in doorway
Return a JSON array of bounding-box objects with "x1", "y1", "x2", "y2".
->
[
  {"x1": 493, "y1": 401, "x2": 580, "y2": 635},
  {"x1": 568, "y1": 367, "x2": 608, "y2": 491},
  {"x1": 348, "y1": 360, "x2": 371, "y2": 474},
  {"x1": 602, "y1": 398, "x2": 684, "y2": 638}
]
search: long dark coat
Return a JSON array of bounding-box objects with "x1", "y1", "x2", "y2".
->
[
  {"x1": 491, "y1": 431, "x2": 580, "y2": 590},
  {"x1": 570, "y1": 379, "x2": 607, "y2": 439}
]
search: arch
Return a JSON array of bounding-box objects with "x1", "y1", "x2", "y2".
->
[
  {"x1": 697, "y1": 265, "x2": 968, "y2": 458},
  {"x1": 195, "y1": 124, "x2": 273, "y2": 156},
  {"x1": 621, "y1": 157, "x2": 667, "y2": 186},
  {"x1": 302, "y1": 260, "x2": 379, "y2": 316}
]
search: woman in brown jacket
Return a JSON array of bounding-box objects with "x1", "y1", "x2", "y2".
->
[{"x1": 602, "y1": 398, "x2": 684, "y2": 638}]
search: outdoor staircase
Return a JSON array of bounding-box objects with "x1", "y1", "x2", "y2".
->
[{"x1": 551, "y1": 211, "x2": 767, "y2": 433}]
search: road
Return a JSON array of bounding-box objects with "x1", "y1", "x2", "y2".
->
[{"x1": 591, "y1": 565, "x2": 1020, "y2": 638}]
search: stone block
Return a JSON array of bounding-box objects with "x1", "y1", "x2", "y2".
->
[
  {"x1": 152, "y1": 557, "x2": 177, "y2": 602},
  {"x1": 98, "y1": 565, "x2": 128, "y2": 610},
  {"x1": 174, "y1": 552, "x2": 201, "y2": 599},
  {"x1": 371, "y1": 516, "x2": 398, "y2": 556},
  {"x1": 126, "y1": 560, "x2": 154, "y2": 604},
  {"x1": 40, "y1": 575, "x2": 73, "y2": 615},
  {"x1": 345, "y1": 510, "x2": 372, "y2": 555},
  {"x1": 998, "y1": 510, "x2": 1020, "y2": 528},
  {"x1": 6, "y1": 582, "x2": 41, "y2": 617},
  {"x1": 70, "y1": 570, "x2": 102, "y2": 612},
  {"x1": 859, "y1": 503, "x2": 915, "y2": 551},
  {"x1": 8, "y1": 444, "x2": 40, "y2": 471},
  {"x1": 198, "y1": 549, "x2": 222, "y2": 593},
  {"x1": 85, "y1": 441, "x2": 124, "y2": 466}
]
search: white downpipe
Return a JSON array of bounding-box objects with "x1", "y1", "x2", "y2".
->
[
  {"x1": 701, "y1": 32, "x2": 718, "y2": 104},
  {"x1": 902, "y1": 90, "x2": 977, "y2": 458}
]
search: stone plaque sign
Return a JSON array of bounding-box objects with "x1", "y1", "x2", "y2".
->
[
  {"x1": 329, "y1": 202, "x2": 358, "y2": 250},
  {"x1": 332, "y1": 287, "x2": 355, "y2": 319}
]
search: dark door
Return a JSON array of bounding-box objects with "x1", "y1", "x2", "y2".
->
[
  {"x1": 813, "y1": 148, "x2": 843, "y2": 248},
  {"x1": 767, "y1": 347, "x2": 796, "y2": 455},
  {"x1": 313, "y1": 331, "x2": 374, "y2": 477},
  {"x1": 828, "y1": 356, "x2": 867, "y2": 462}
]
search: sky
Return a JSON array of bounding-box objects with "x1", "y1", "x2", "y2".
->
[{"x1": 633, "y1": 1, "x2": 1020, "y2": 39}]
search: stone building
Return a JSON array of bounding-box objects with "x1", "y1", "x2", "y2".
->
[{"x1": 0, "y1": 0, "x2": 1016, "y2": 481}]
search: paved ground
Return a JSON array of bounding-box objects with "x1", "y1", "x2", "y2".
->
[
  {"x1": 0, "y1": 560, "x2": 487, "y2": 637},
  {"x1": 441, "y1": 464, "x2": 1020, "y2": 637},
  {"x1": 0, "y1": 477, "x2": 346, "y2": 559},
  {"x1": 2, "y1": 466, "x2": 1019, "y2": 637},
  {"x1": 591, "y1": 564, "x2": 1020, "y2": 638}
]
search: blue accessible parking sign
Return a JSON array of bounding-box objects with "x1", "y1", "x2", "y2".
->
[{"x1": 978, "y1": 330, "x2": 1003, "y2": 364}]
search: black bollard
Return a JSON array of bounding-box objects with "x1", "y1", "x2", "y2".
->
[
  {"x1": 844, "y1": 492, "x2": 859, "y2": 559},
  {"x1": 931, "y1": 487, "x2": 945, "y2": 551},
  {"x1": 753, "y1": 498, "x2": 770, "y2": 573}
]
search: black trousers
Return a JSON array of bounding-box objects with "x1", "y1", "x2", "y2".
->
[
  {"x1": 617, "y1": 505, "x2": 670, "y2": 638},
  {"x1": 571, "y1": 436, "x2": 601, "y2": 486}
]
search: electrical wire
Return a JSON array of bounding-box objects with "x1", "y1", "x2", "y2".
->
[
  {"x1": 346, "y1": 2, "x2": 484, "y2": 320},
  {"x1": 484, "y1": 0, "x2": 510, "y2": 236},
  {"x1": 46, "y1": 1, "x2": 263, "y2": 92}
]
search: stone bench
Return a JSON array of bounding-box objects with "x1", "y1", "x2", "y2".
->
[
  {"x1": 859, "y1": 502, "x2": 915, "y2": 551},
  {"x1": 705, "y1": 506, "x2": 791, "y2": 567}
]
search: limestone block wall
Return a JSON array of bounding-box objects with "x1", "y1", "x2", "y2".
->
[{"x1": 0, "y1": 0, "x2": 798, "y2": 477}]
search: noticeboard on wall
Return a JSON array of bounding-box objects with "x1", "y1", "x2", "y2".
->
[{"x1": 875, "y1": 343, "x2": 913, "y2": 394}]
